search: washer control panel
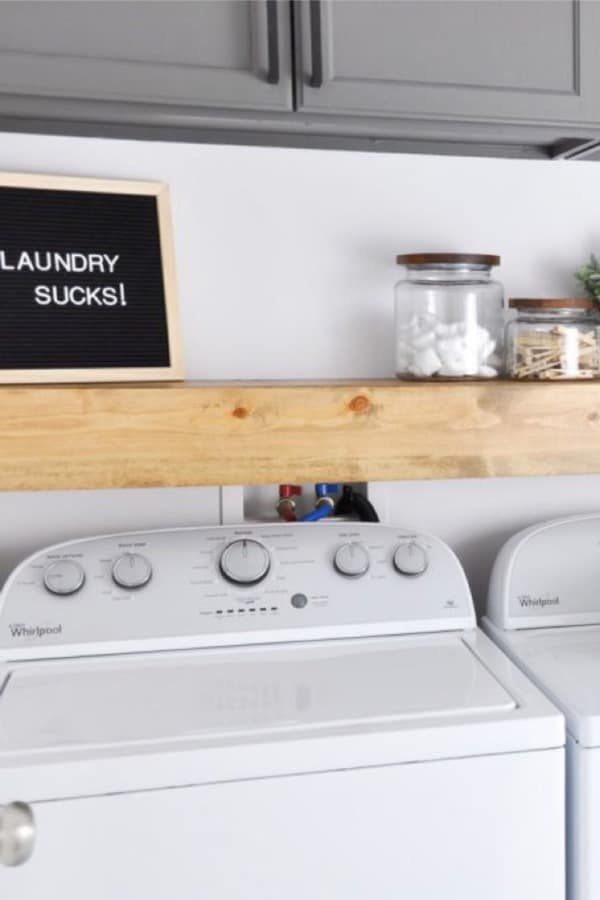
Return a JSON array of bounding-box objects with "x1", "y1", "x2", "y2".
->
[{"x1": 0, "y1": 523, "x2": 473, "y2": 659}]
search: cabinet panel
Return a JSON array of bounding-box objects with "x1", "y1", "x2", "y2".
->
[
  {"x1": 296, "y1": 0, "x2": 600, "y2": 128},
  {"x1": 0, "y1": 1, "x2": 292, "y2": 112},
  {"x1": 1, "y1": 751, "x2": 563, "y2": 900}
]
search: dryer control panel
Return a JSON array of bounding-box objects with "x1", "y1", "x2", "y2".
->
[
  {"x1": 487, "y1": 513, "x2": 600, "y2": 630},
  {"x1": 0, "y1": 523, "x2": 473, "y2": 659}
]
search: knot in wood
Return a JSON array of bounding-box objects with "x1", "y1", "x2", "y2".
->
[{"x1": 348, "y1": 395, "x2": 370, "y2": 414}]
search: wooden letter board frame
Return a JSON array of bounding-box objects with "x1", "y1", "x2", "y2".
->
[{"x1": 0, "y1": 171, "x2": 183, "y2": 383}]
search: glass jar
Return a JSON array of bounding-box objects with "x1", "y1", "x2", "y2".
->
[
  {"x1": 506, "y1": 298, "x2": 600, "y2": 379},
  {"x1": 394, "y1": 253, "x2": 504, "y2": 379}
]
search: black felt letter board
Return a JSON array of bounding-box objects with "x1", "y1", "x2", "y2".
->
[{"x1": 0, "y1": 183, "x2": 175, "y2": 373}]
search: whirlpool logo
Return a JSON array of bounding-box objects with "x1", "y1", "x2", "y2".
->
[
  {"x1": 517, "y1": 595, "x2": 560, "y2": 609},
  {"x1": 8, "y1": 623, "x2": 62, "y2": 639}
]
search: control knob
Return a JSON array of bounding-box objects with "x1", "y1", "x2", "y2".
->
[
  {"x1": 334, "y1": 542, "x2": 370, "y2": 578},
  {"x1": 43, "y1": 559, "x2": 85, "y2": 596},
  {"x1": 220, "y1": 539, "x2": 271, "y2": 586},
  {"x1": 112, "y1": 553, "x2": 153, "y2": 589},
  {"x1": 393, "y1": 542, "x2": 428, "y2": 576}
]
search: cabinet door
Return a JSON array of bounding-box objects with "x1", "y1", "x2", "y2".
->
[
  {"x1": 1, "y1": 751, "x2": 563, "y2": 900},
  {"x1": 0, "y1": 1, "x2": 292, "y2": 116},
  {"x1": 296, "y1": 0, "x2": 600, "y2": 128}
]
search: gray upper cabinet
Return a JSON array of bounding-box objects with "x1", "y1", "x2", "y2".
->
[
  {"x1": 295, "y1": 0, "x2": 600, "y2": 148},
  {"x1": 0, "y1": 1, "x2": 292, "y2": 120},
  {"x1": 1, "y1": 0, "x2": 600, "y2": 157}
]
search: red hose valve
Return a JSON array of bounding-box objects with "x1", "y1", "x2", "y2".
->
[
  {"x1": 279, "y1": 485, "x2": 302, "y2": 500},
  {"x1": 277, "y1": 485, "x2": 302, "y2": 522}
]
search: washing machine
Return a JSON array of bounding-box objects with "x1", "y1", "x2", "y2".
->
[
  {"x1": 483, "y1": 512, "x2": 600, "y2": 900},
  {"x1": 0, "y1": 522, "x2": 563, "y2": 899}
]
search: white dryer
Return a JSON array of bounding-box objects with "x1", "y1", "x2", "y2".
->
[
  {"x1": 0, "y1": 522, "x2": 563, "y2": 900},
  {"x1": 484, "y1": 513, "x2": 600, "y2": 900}
]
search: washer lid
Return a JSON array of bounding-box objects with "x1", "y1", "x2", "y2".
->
[
  {"x1": 0, "y1": 630, "x2": 563, "y2": 800},
  {"x1": 0, "y1": 633, "x2": 519, "y2": 755},
  {"x1": 494, "y1": 625, "x2": 600, "y2": 747}
]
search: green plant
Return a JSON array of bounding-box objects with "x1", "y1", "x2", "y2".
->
[{"x1": 576, "y1": 254, "x2": 600, "y2": 305}]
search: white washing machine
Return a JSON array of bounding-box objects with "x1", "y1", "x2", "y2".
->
[
  {"x1": 0, "y1": 522, "x2": 563, "y2": 900},
  {"x1": 483, "y1": 512, "x2": 600, "y2": 900}
]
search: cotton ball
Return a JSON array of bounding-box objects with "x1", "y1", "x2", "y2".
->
[
  {"x1": 437, "y1": 336, "x2": 466, "y2": 365},
  {"x1": 412, "y1": 330, "x2": 435, "y2": 349},
  {"x1": 401, "y1": 315, "x2": 499, "y2": 377},
  {"x1": 474, "y1": 324, "x2": 490, "y2": 347},
  {"x1": 395, "y1": 345, "x2": 412, "y2": 372},
  {"x1": 408, "y1": 347, "x2": 442, "y2": 377},
  {"x1": 437, "y1": 335, "x2": 478, "y2": 375},
  {"x1": 438, "y1": 362, "x2": 469, "y2": 377},
  {"x1": 478, "y1": 338, "x2": 496, "y2": 363}
]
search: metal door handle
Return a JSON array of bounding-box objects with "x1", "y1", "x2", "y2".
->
[
  {"x1": 0, "y1": 802, "x2": 35, "y2": 866},
  {"x1": 551, "y1": 138, "x2": 600, "y2": 161},
  {"x1": 309, "y1": 0, "x2": 323, "y2": 88},
  {"x1": 266, "y1": 0, "x2": 280, "y2": 84}
]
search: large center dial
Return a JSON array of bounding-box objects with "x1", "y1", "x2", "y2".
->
[{"x1": 219, "y1": 539, "x2": 271, "y2": 586}]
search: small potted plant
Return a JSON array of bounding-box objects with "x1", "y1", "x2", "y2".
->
[{"x1": 576, "y1": 254, "x2": 600, "y2": 304}]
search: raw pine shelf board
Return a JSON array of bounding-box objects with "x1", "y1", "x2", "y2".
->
[{"x1": 0, "y1": 379, "x2": 599, "y2": 491}]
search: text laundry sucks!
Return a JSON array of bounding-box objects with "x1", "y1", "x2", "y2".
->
[{"x1": 0, "y1": 249, "x2": 128, "y2": 307}]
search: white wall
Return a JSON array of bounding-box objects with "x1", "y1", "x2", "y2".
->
[{"x1": 1, "y1": 132, "x2": 600, "y2": 608}]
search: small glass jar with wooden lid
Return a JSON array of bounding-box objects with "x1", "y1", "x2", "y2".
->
[{"x1": 506, "y1": 298, "x2": 600, "y2": 380}]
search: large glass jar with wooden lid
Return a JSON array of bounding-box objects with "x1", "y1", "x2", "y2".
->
[
  {"x1": 506, "y1": 298, "x2": 600, "y2": 380},
  {"x1": 394, "y1": 253, "x2": 504, "y2": 379}
]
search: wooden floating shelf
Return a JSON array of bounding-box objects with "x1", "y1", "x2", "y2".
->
[{"x1": 0, "y1": 379, "x2": 599, "y2": 491}]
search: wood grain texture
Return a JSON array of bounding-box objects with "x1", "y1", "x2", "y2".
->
[{"x1": 0, "y1": 379, "x2": 599, "y2": 491}]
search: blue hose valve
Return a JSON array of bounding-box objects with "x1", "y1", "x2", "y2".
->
[
  {"x1": 299, "y1": 483, "x2": 339, "y2": 522},
  {"x1": 315, "y1": 483, "x2": 340, "y2": 498}
]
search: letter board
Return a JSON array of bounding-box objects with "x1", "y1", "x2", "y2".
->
[{"x1": 0, "y1": 172, "x2": 182, "y2": 382}]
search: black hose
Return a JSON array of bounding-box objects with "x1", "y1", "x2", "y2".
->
[
  {"x1": 334, "y1": 485, "x2": 379, "y2": 522},
  {"x1": 352, "y1": 491, "x2": 379, "y2": 522}
]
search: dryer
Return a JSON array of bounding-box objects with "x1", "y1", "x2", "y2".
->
[
  {"x1": 0, "y1": 522, "x2": 564, "y2": 899},
  {"x1": 484, "y1": 513, "x2": 600, "y2": 900}
]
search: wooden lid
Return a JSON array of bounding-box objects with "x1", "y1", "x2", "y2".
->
[
  {"x1": 396, "y1": 252, "x2": 500, "y2": 267},
  {"x1": 509, "y1": 297, "x2": 597, "y2": 310}
]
